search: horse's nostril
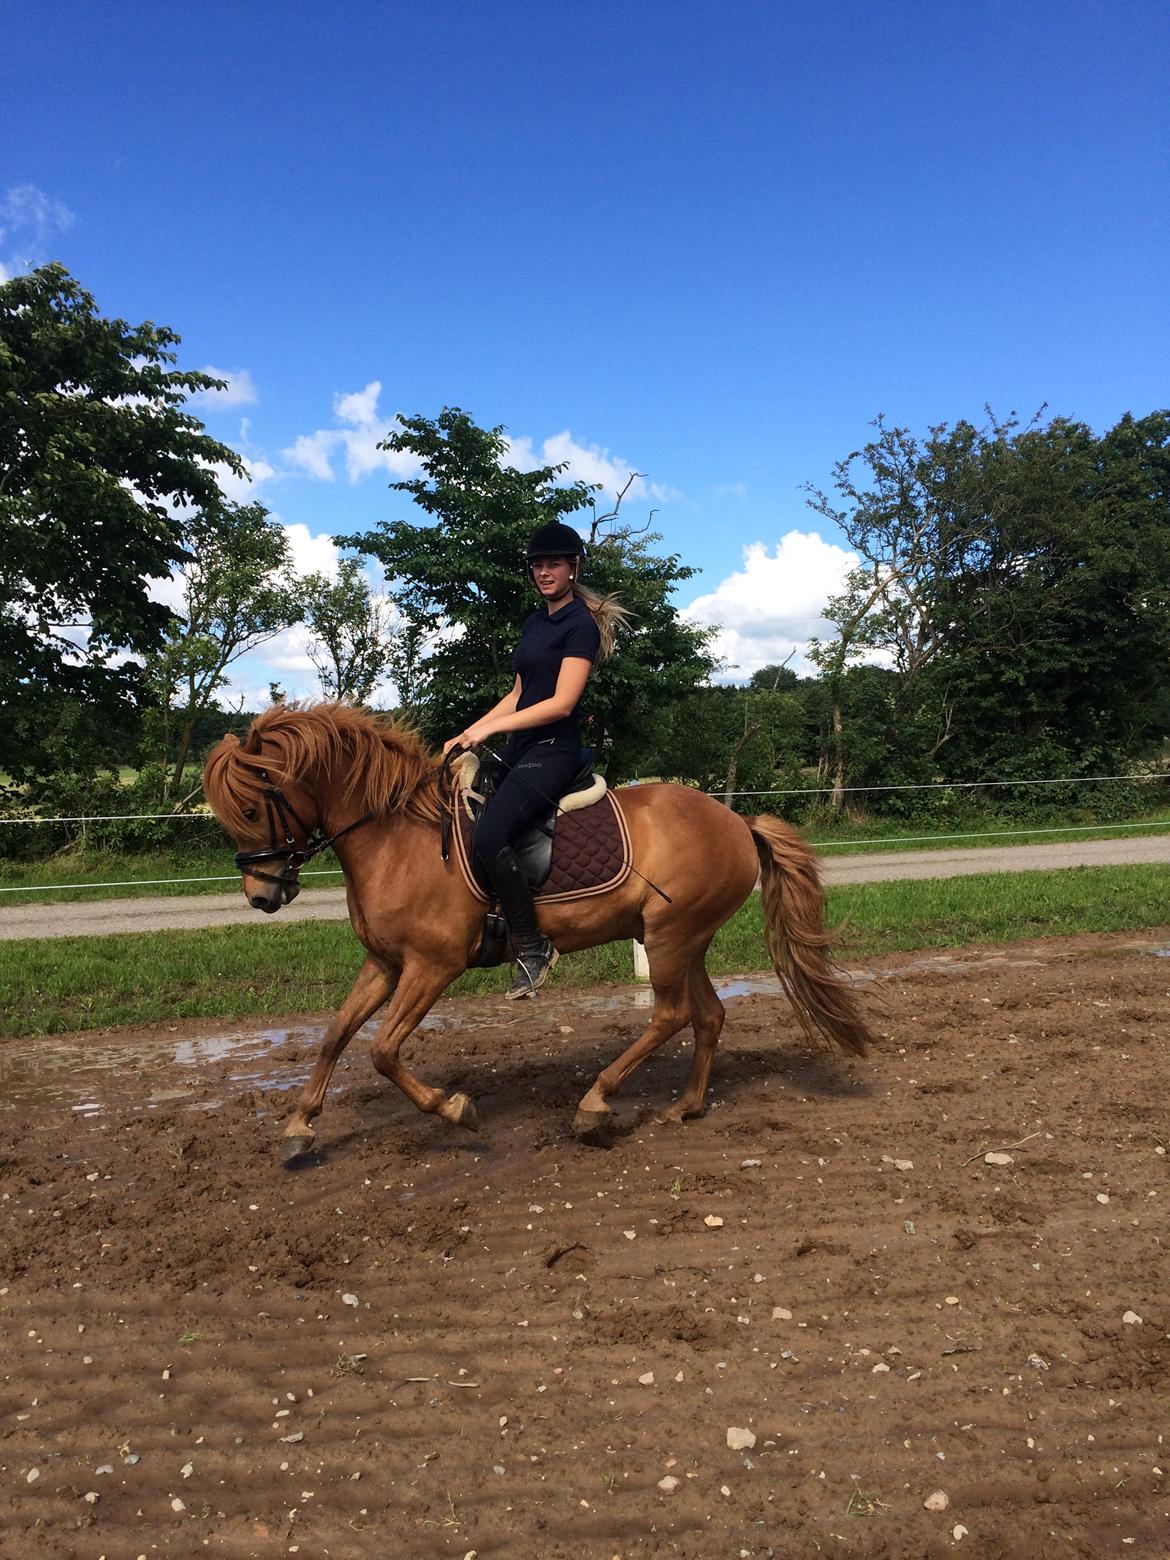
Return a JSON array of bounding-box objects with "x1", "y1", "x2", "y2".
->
[{"x1": 250, "y1": 894, "x2": 279, "y2": 913}]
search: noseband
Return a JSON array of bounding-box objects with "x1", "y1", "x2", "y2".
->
[{"x1": 233, "y1": 773, "x2": 375, "y2": 889}]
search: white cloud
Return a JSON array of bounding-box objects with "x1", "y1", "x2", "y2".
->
[
  {"x1": 214, "y1": 454, "x2": 276, "y2": 505},
  {"x1": 504, "y1": 429, "x2": 678, "y2": 505},
  {"x1": 191, "y1": 367, "x2": 258, "y2": 407},
  {"x1": 281, "y1": 522, "x2": 341, "y2": 579},
  {"x1": 683, "y1": 529, "x2": 858, "y2": 680},
  {"x1": 282, "y1": 380, "x2": 422, "y2": 485},
  {"x1": 0, "y1": 184, "x2": 75, "y2": 276}
]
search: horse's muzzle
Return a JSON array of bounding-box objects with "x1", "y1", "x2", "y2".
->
[{"x1": 245, "y1": 877, "x2": 301, "y2": 913}]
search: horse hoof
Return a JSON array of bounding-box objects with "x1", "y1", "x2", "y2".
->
[
  {"x1": 448, "y1": 1092, "x2": 479, "y2": 1132},
  {"x1": 572, "y1": 1108, "x2": 614, "y2": 1142},
  {"x1": 281, "y1": 1134, "x2": 316, "y2": 1164}
]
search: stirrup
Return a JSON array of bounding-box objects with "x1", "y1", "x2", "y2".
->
[{"x1": 505, "y1": 939, "x2": 559, "y2": 1000}]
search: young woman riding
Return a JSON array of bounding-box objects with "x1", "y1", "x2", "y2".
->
[{"x1": 442, "y1": 520, "x2": 626, "y2": 999}]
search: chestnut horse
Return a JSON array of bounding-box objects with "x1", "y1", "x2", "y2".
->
[{"x1": 203, "y1": 703, "x2": 873, "y2": 1160}]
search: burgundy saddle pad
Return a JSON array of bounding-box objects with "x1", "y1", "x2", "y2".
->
[{"x1": 452, "y1": 785, "x2": 632, "y2": 904}]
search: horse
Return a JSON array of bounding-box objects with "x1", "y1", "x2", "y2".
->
[{"x1": 203, "y1": 702, "x2": 874, "y2": 1161}]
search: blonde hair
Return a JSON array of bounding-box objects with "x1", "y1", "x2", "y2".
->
[{"x1": 570, "y1": 581, "x2": 632, "y2": 663}]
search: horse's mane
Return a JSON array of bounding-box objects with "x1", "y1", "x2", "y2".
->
[{"x1": 203, "y1": 702, "x2": 445, "y2": 837}]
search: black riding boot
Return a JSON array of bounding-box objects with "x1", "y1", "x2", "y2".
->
[{"x1": 486, "y1": 845, "x2": 559, "y2": 999}]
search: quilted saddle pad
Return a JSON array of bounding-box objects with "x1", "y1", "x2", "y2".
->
[{"x1": 452, "y1": 783, "x2": 632, "y2": 905}]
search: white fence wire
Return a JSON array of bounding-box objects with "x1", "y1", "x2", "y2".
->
[{"x1": 0, "y1": 772, "x2": 1167, "y2": 897}]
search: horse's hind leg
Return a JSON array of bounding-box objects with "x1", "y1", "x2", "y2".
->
[
  {"x1": 282, "y1": 956, "x2": 395, "y2": 1163},
  {"x1": 572, "y1": 941, "x2": 691, "y2": 1139},
  {"x1": 661, "y1": 953, "x2": 725, "y2": 1123}
]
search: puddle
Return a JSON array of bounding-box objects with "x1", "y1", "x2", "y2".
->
[{"x1": 3, "y1": 943, "x2": 1163, "y2": 1118}]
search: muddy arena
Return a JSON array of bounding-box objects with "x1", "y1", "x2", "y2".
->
[{"x1": 2, "y1": 930, "x2": 1168, "y2": 1559}]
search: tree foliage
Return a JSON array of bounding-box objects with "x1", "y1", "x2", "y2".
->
[
  {"x1": 144, "y1": 499, "x2": 300, "y2": 798},
  {"x1": 0, "y1": 263, "x2": 240, "y2": 779},
  {"x1": 301, "y1": 557, "x2": 396, "y2": 704},
  {"x1": 804, "y1": 409, "x2": 1170, "y2": 801},
  {"x1": 345, "y1": 408, "x2": 716, "y2": 776}
]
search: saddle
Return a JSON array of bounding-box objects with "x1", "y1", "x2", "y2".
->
[{"x1": 448, "y1": 750, "x2": 632, "y2": 951}]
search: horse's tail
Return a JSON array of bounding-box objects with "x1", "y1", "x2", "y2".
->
[{"x1": 748, "y1": 814, "x2": 875, "y2": 1057}]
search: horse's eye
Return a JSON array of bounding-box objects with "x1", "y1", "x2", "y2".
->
[{"x1": 243, "y1": 807, "x2": 258, "y2": 823}]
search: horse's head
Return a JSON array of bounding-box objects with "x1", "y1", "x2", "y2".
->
[
  {"x1": 204, "y1": 702, "x2": 444, "y2": 912},
  {"x1": 204, "y1": 725, "x2": 324, "y2": 914}
]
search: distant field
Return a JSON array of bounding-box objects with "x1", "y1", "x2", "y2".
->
[{"x1": 2, "y1": 862, "x2": 1167, "y2": 1036}]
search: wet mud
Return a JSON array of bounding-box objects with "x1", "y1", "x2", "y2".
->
[{"x1": 2, "y1": 930, "x2": 1169, "y2": 1557}]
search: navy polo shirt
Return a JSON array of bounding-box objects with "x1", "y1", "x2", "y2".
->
[{"x1": 511, "y1": 595, "x2": 600, "y2": 754}]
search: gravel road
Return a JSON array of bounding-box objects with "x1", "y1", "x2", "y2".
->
[{"x1": 2, "y1": 832, "x2": 1166, "y2": 941}]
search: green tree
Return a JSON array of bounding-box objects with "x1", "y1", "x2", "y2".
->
[
  {"x1": 0, "y1": 262, "x2": 240, "y2": 780},
  {"x1": 144, "y1": 499, "x2": 300, "y2": 799},
  {"x1": 937, "y1": 411, "x2": 1170, "y2": 778},
  {"x1": 345, "y1": 407, "x2": 715, "y2": 776},
  {"x1": 301, "y1": 557, "x2": 395, "y2": 704}
]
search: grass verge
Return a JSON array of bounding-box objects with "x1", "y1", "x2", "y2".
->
[{"x1": 1, "y1": 863, "x2": 1166, "y2": 1038}]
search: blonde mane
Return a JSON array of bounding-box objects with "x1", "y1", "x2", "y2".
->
[{"x1": 203, "y1": 702, "x2": 444, "y2": 838}]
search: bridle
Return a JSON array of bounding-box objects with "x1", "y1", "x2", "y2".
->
[{"x1": 233, "y1": 771, "x2": 376, "y2": 889}]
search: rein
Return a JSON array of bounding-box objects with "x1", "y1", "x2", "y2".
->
[{"x1": 233, "y1": 770, "x2": 376, "y2": 888}]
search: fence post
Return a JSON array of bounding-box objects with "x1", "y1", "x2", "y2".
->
[{"x1": 632, "y1": 940, "x2": 650, "y2": 981}]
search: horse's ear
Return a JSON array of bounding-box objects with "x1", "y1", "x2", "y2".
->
[{"x1": 246, "y1": 728, "x2": 263, "y2": 755}]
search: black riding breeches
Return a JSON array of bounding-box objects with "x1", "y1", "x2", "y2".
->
[{"x1": 473, "y1": 744, "x2": 582, "y2": 866}]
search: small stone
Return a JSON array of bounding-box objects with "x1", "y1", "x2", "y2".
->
[
  {"x1": 984, "y1": 1152, "x2": 1013, "y2": 1166},
  {"x1": 341, "y1": 1293, "x2": 359, "y2": 1306},
  {"x1": 953, "y1": 1524, "x2": 969, "y2": 1540},
  {"x1": 944, "y1": 1296, "x2": 960, "y2": 1306},
  {"x1": 726, "y1": 1426, "x2": 756, "y2": 1451},
  {"x1": 1122, "y1": 1310, "x2": 1143, "y2": 1326},
  {"x1": 923, "y1": 1489, "x2": 949, "y2": 1511},
  {"x1": 720, "y1": 1484, "x2": 731, "y2": 1496},
  {"x1": 638, "y1": 1371, "x2": 655, "y2": 1386},
  {"x1": 704, "y1": 1215, "x2": 724, "y2": 1229},
  {"x1": 558, "y1": 1025, "x2": 573, "y2": 1035},
  {"x1": 657, "y1": 1475, "x2": 680, "y2": 1494},
  {"x1": 83, "y1": 1491, "x2": 100, "y2": 1504},
  {"x1": 872, "y1": 1361, "x2": 891, "y2": 1373},
  {"x1": 1026, "y1": 1354, "x2": 1049, "y2": 1370},
  {"x1": 1096, "y1": 1193, "x2": 1110, "y2": 1205},
  {"x1": 95, "y1": 1465, "x2": 114, "y2": 1476},
  {"x1": 171, "y1": 1497, "x2": 186, "y2": 1512},
  {"x1": 740, "y1": 1158, "x2": 761, "y2": 1168},
  {"x1": 180, "y1": 1462, "x2": 193, "y2": 1478},
  {"x1": 280, "y1": 1431, "x2": 304, "y2": 1443},
  {"x1": 26, "y1": 1468, "x2": 39, "y2": 1484},
  {"x1": 623, "y1": 1230, "x2": 636, "y2": 1240},
  {"x1": 771, "y1": 1306, "x2": 793, "y2": 1320}
]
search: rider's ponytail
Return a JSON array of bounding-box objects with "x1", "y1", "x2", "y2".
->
[{"x1": 571, "y1": 582, "x2": 632, "y2": 663}]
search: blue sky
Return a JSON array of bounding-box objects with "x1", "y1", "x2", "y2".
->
[{"x1": 3, "y1": 1, "x2": 1167, "y2": 699}]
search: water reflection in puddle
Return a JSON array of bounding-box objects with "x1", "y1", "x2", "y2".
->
[{"x1": 3, "y1": 943, "x2": 1163, "y2": 1119}]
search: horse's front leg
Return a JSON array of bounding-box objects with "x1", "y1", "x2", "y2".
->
[
  {"x1": 282, "y1": 957, "x2": 396, "y2": 1163},
  {"x1": 368, "y1": 957, "x2": 480, "y2": 1132}
]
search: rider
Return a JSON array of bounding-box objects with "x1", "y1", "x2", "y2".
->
[{"x1": 443, "y1": 520, "x2": 627, "y2": 998}]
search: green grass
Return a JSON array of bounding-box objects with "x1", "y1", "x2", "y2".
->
[
  {"x1": 3, "y1": 802, "x2": 1170, "y2": 904},
  {"x1": 2, "y1": 863, "x2": 1166, "y2": 1038}
]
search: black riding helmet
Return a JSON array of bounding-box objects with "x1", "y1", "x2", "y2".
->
[{"x1": 524, "y1": 520, "x2": 585, "y2": 572}]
